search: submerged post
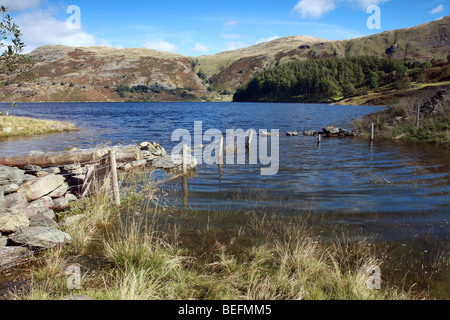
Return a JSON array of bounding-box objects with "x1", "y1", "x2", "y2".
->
[
  {"x1": 247, "y1": 130, "x2": 254, "y2": 150},
  {"x1": 218, "y1": 135, "x2": 224, "y2": 165},
  {"x1": 109, "y1": 150, "x2": 120, "y2": 207},
  {"x1": 416, "y1": 105, "x2": 420, "y2": 127},
  {"x1": 370, "y1": 123, "x2": 375, "y2": 142},
  {"x1": 317, "y1": 134, "x2": 321, "y2": 145},
  {"x1": 182, "y1": 144, "x2": 188, "y2": 175}
]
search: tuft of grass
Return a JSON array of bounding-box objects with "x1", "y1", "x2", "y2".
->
[{"x1": 0, "y1": 115, "x2": 77, "y2": 138}]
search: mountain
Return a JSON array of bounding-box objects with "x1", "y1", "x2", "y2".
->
[{"x1": 1, "y1": 16, "x2": 449, "y2": 103}]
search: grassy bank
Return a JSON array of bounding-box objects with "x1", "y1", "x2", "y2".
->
[
  {"x1": 353, "y1": 87, "x2": 450, "y2": 149},
  {"x1": 0, "y1": 115, "x2": 77, "y2": 138},
  {"x1": 1, "y1": 169, "x2": 433, "y2": 301}
]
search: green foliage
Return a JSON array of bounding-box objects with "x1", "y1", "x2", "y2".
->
[
  {"x1": 0, "y1": 6, "x2": 35, "y2": 115},
  {"x1": 395, "y1": 65, "x2": 408, "y2": 78},
  {"x1": 234, "y1": 56, "x2": 402, "y2": 102}
]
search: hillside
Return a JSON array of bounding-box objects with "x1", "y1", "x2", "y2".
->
[{"x1": 0, "y1": 16, "x2": 449, "y2": 103}]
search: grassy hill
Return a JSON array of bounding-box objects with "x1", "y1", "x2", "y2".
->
[{"x1": 0, "y1": 16, "x2": 448, "y2": 103}]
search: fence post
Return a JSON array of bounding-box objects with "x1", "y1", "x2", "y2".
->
[
  {"x1": 317, "y1": 134, "x2": 321, "y2": 145},
  {"x1": 247, "y1": 130, "x2": 253, "y2": 150},
  {"x1": 182, "y1": 144, "x2": 188, "y2": 175},
  {"x1": 218, "y1": 136, "x2": 224, "y2": 165},
  {"x1": 109, "y1": 149, "x2": 120, "y2": 207},
  {"x1": 416, "y1": 105, "x2": 420, "y2": 127},
  {"x1": 370, "y1": 123, "x2": 375, "y2": 142}
]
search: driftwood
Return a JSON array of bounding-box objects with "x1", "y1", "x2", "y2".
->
[{"x1": 0, "y1": 145, "x2": 141, "y2": 169}]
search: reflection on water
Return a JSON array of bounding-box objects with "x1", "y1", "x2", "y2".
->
[{"x1": 1, "y1": 101, "x2": 448, "y2": 296}]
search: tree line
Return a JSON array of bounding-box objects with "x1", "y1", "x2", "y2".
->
[{"x1": 233, "y1": 56, "x2": 437, "y2": 102}]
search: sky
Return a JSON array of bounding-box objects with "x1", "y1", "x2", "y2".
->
[{"x1": 1, "y1": 0, "x2": 448, "y2": 56}]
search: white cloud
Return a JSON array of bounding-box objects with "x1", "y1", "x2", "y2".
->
[
  {"x1": 293, "y1": 0, "x2": 390, "y2": 19},
  {"x1": 142, "y1": 38, "x2": 177, "y2": 52},
  {"x1": 0, "y1": 0, "x2": 41, "y2": 12},
  {"x1": 292, "y1": 0, "x2": 338, "y2": 19},
  {"x1": 430, "y1": 4, "x2": 444, "y2": 14},
  {"x1": 16, "y1": 10, "x2": 101, "y2": 53},
  {"x1": 224, "y1": 20, "x2": 239, "y2": 28},
  {"x1": 255, "y1": 35, "x2": 281, "y2": 44},
  {"x1": 191, "y1": 43, "x2": 209, "y2": 54}
]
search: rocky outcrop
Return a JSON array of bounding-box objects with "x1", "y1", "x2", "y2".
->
[{"x1": 0, "y1": 142, "x2": 197, "y2": 269}]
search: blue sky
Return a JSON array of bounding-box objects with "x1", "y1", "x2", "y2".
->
[{"x1": 1, "y1": 0, "x2": 448, "y2": 56}]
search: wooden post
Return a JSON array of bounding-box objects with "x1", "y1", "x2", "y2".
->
[
  {"x1": 182, "y1": 144, "x2": 188, "y2": 175},
  {"x1": 218, "y1": 136, "x2": 224, "y2": 165},
  {"x1": 109, "y1": 150, "x2": 120, "y2": 207},
  {"x1": 247, "y1": 130, "x2": 254, "y2": 150},
  {"x1": 370, "y1": 123, "x2": 375, "y2": 142},
  {"x1": 416, "y1": 105, "x2": 420, "y2": 127},
  {"x1": 317, "y1": 134, "x2": 321, "y2": 145}
]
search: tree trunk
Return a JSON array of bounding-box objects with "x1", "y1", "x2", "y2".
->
[{"x1": 0, "y1": 145, "x2": 140, "y2": 168}]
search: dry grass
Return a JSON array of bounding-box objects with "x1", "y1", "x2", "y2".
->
[{"x1": 0, "y1": 115, "x2": 77, "y2": 138}]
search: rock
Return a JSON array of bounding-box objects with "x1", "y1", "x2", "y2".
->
[
  {"x1": 23, "y1": 174, "x2": 37, "y2": 183},
  {"x1": 39, "y1": 208, "x2": 56, "y2": 220},
  {"x1": 0, "y1": 165, "x2": 25, "y2": 186},
  {"x1": 9, "y1": 227, "x2": 71, "y2": 248},
  {"x1": 0, "y1": 247, "x2": 32, "y2": 269},
  {"x1": 152, "y1": 154, "x2": 198, "y2": 171},
  {"x1": 23, "y1": 164, "x2": 42, "y2": 175},
  {"x1": 52, "y1": 197, "x2": 70, "y2": 212},
  {"x1": 61, "y1": 214, "x2": 85, "y2": 226},
  {"x1": 4, "y1": 193, "x2": 28, "y2": 212},
  {"x1": 0, "y1": 209, "x2": 30, "y2": 233},
  {"x1": 140, "y1": 142, "x2": 156, "y2": 152},
  {"x1": 48, "y1": 182, "x2": 69, "y2": 198},
  {"x1": 65, "y1": 193, "x2": 78, "y2": 202},
  {"x1": 286, "y1": 131, "x2": 299, "y2": 136},
  {"x1": 3, "y1": 183, "x2": 19, "y2": 195},
  {"x1": 17, "y1": 174, "x2": 65, "y2": 201},
  {"x1": 0, "y1": 186, "x2": 4, "y2": 207},
  {"x1": 3, "y1": 127, "x2": 12, "y2": 134},
  {"x1": 27, "y1": 196, "x2": 54, "y2": 218},
  {"x1": 29, "y1": 214, "x2": 58, "y2": 228},
  {"x1": 43, "y1": 167, "x2": 61, "y2": 175},
  {"x1": 303, "y1": 130, "x2": 317, "y2": 136},
  {"x1": 0, "y1": 235, "x2": 7, "y2": 246},
  {"x1": 36, "y1": 171, "x2": 50, "y2": 178},
  {"x1": 322, "y1": 126, "x2": 340, "y2": 135}
]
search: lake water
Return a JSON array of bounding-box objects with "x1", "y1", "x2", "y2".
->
[
  {"x1": 1, "y1": 102, "x2": 449, "y2": 294},
  {"x1": 1, "y1": 102, "x2": 449, "y2": 214}
]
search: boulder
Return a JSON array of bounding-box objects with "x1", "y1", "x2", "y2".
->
[
  {"x1": 0, "y1": 165, "x2": 25, "y2": 186},
  {"x1": 322, "y1": 126, "x2": 340, "y2": 135},
  {"x1": 17, "y1": 174, "x2": 65, "y2": 201},
  {"x1": 48, "y1": 182, "x2": 69, "y2": 198},
  {"x1": 303, "y1": 130, "x2": 317, "y2": 136},
  {"x1": 52, "y1": 197, "x2": 70, "y2": 212},
  {"x1": 29, "y1": 214, "x2": 58, "y2": 228},
  {"x1": 23, "y1": 164, "x2": 42, "y2": 175},
  {"x1": 3, "y1": 183, "x2": 19, "y2": 195},
  {"x1": 60, "y1": 214, "x2": 85, "y2": 227},
  {"x1": 0, "y1": 209, "x2": 30, "y2": 233},
  {"x1": 27, "y1": 196, "x2": 55, "y2": 218},
  {"x1": 4, "y1": 192, "x2": 28, "y2": 212},
  {"x1": 0, "y1": 247, "x2": 32, "y2": 269},
  {"x1": 9, "y1": 226, "x2": 71, "y2": 248},
  {"x1": 65, "y1": 193, "x2": 78, "y2": 202}
]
